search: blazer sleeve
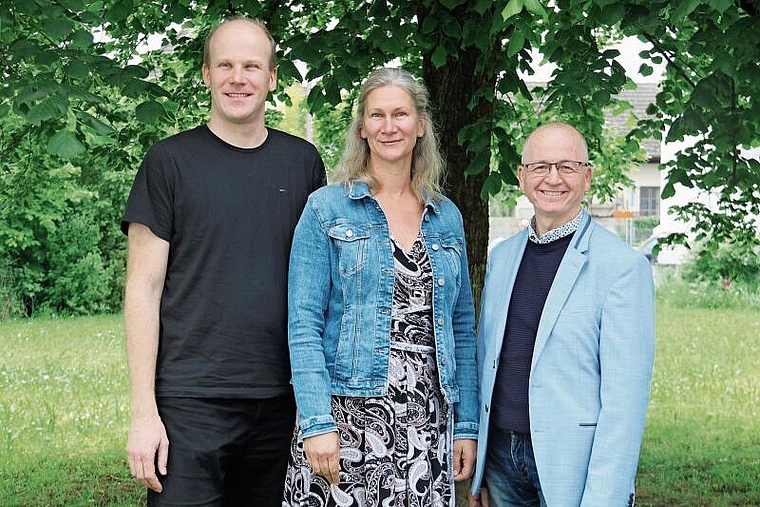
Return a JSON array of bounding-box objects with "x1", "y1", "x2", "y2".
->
[{"x1": 581, "y1": 254, "x2": 655, "y2": 505}]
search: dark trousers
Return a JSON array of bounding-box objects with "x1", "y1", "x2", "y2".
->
[{"x1": 147, "y1": 395, "x2": 296, "y2": 507}]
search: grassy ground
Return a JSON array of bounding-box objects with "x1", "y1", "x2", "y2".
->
[
  {"x1": 0, "y1": 315, "x2": 144, "y2": 506},
  {"x1": 1, "y1": 290, "x2": 759, "y2": 506}
]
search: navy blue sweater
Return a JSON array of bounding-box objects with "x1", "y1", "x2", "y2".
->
[{"x1": 491, "y1": 233, "x2": 572, "y2": 434}]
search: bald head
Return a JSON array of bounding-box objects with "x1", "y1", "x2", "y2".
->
[{"x1": 521, "y1": 122, "x2": 589, "y2": 165}]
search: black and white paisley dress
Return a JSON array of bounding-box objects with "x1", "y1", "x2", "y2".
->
[{"x1": 282, "y1": 234, "x2": 453, "y2": 507}]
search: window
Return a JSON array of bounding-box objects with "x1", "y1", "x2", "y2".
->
[{"x1": 639, "y1": 186, "x2": 660, "y2": 217}]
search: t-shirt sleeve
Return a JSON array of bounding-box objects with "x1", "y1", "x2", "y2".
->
[
  {"x1": 120, "y1": 142, "x2": 174, "y2": 241},
  {"x1": 312, "y1": 151, "x2": 327, "y2": 191}
]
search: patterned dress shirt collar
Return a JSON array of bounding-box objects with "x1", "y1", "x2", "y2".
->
[{"x1": 528, "y1": 209, "x2": 584, "y2": 244}]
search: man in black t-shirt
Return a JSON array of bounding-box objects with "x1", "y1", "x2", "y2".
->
[{"x1": 122, "y1": 18, "x2": 326, "y2": 507}]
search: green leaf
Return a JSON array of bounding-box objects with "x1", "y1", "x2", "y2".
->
[
  {"x1": 592, "y1": 90, "x2": 611, "y2": 106},
  {"x1": 639, "y1": 64, "x2": 654, "y2": 77},
  {"x1": 59, "y1": 0, "x2": 85, "y2": 8},
  {"x1": 440, "y1": 0, "x2": 468, "y2": 9},
  {"x1": 26, "y1": 96, "x2": 68, "y2": 125},
  {"x1": 122, "y1": 79, "x2": 148, "y2": 98},
  {"x1": 708, "y1": 0, "x2": 733, "y2": 13},
  {"x1": 507, "y1": 31, "x2": 525, "y2": 58},
  {"x1": 523, "y1": 0, "x2": 546, "y2": 16},
  {"x1": 431, "y1": 44, "x2": 448, "y2": 68},
  {"x1": 472, "y1": 0, "x2": 492, "y2": 15},
  {"x1": 421, "y1": 15, "x2": 439, "y2": 35},
  {"x1": 464, "y1": 149, "x2": 490, "y2": 176},
  {"x1": 502, "y1": 0, "x2": 524, "y2": 21},
  {"x1": 481, "y1": 172, "x2": 504, "y2": 199},
  {"x1": 65, "y1": 60, "x2": 90, "y2": 78},
  {"x1": 78, "y1": 111, "x2": 114, "y2": 135},
  {"x1": 135, "y1": 100, "x2": 165, "y2": 124},
  {"x1": 442, "y1": 18, "x2": 462, "y2": 39},
  {"x1": 42, "y1": 17, "x2": 75, "y2": 40},
  {"x1": 70, "y1": 29, "x2": 93, "y2": 48},
  {"x1": 123, "y1": 65, "x2": 150, "y2": 79},
  {"x1": 691, "y1": 79, "x2": 720, "y2": 109},
  {"x1": 593, "y1": 0, "x2": 619, "y2": 6},
  {"x1": 105, "y1": 0, "x2": 133, "y2": 24},
  {"x1": 672, "y1": 0, "x2": 701, "y2": 21},
  {"x1": 48, "y1": 129, "x2": 85, "y2": 158}
]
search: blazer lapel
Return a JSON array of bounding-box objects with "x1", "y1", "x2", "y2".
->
[
  {"x1": 531, "y1": 213, "x2": 593, "y2": 367},
  {"x1": 486, "y1": 231, "x2": 528, "y2": 357}
]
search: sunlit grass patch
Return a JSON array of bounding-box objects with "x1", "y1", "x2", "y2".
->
[{"x1": 0, "y1": 315, "x2": 129, "y2": 464}]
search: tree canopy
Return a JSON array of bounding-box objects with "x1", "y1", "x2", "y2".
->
[{"x1": 1, "y1": 0, "x2": 759, "y2": 317}]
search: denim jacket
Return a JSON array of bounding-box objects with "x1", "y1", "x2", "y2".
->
[{"x1": 288, "y1": 182, "x2": 478, "y2": 440}]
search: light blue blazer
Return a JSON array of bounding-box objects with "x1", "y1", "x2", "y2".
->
[{"x1": 472, "y1": 211, "x2": 655, "y2": 506}]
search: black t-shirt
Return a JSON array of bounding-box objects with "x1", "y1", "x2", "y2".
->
[{"x1": 122, "y1": 126, "x2": 326, "y2": 398}]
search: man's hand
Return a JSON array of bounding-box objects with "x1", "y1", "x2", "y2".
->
[
  {"x1": 304, "y1": 432, "x2": 340, "y2": 484},
  {"x1": 126, "y1": 414, "x2": 169, "y2": 493},
  {"x1": 453, "y1": 438, "x2": 477, "y2": 481},
  {"x1": 470, "y1": 488, "x2": 490, "y2": 507}
]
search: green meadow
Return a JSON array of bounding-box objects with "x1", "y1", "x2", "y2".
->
[{"x1": 1, "y1": 279, "x2": 759, "y2": 506}]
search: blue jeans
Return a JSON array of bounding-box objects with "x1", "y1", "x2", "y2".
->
[{"x1": 483, "y1": 428, "x2": 547, "y2": 507}]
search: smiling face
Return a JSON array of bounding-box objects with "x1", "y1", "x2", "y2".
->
[
  {"x1": 359, "y1": 85, "x2": 425, "y2": 172},
  {"x1": 518, "y1": 123, "x2": 592, "y2": 234},
  {"x1": 202, "y1": 20, "x2": 276, "y2": 130}
]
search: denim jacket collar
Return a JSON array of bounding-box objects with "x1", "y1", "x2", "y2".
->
[{"x1": 344, "y1": 180, "x2": 441, "y2": 215}]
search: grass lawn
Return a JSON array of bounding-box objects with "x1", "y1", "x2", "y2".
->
[{"x1": 1, "y1": 297, "x2": 759, "y2": 506}]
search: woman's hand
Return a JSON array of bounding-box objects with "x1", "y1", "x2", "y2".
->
[{"x1": 304, "y1": 432, "x2": 340, "y2": 484}]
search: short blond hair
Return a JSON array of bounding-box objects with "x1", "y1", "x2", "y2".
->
[{"x1": 203, "y1": 17, "x2": 277, "y2": 70}]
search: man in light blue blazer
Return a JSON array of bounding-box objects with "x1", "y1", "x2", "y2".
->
[{"x1": 470, "y1": 123, "x2": 655, "y2": 507}]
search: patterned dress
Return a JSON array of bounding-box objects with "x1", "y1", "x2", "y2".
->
[{"x1": 283, "y1": 234, "x2": 453, "y2": 507}]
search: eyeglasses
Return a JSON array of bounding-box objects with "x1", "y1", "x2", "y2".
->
[{"x1": 523, "y1": 160, "x2": 588, "y2": 176}]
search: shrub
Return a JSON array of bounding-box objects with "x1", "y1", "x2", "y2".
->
[{"x1": 681, "y1": 239, "x2": 760, "y2": 286}]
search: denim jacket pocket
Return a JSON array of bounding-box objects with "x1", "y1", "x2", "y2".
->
[
  {"x1": 440, "y1": 234, "x2": 463, "y2": 284},
  {"x1": 328, "y1": 223, "x2": 370, "y2": 276}
]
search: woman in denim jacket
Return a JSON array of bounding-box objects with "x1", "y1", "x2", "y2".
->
[{"x1": 282, "y1": 67, "x2": 478, "y2": 507}]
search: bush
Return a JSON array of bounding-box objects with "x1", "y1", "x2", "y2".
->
[
  {"x1": 655, "y1": 265, "x2": 760, "y2": 310},
  {"x1": 680, "y1": 239, "x2": 760, "y2": 286},
  {"x1": 0, "y1": 262, "x2": 23, "y2": 320}
]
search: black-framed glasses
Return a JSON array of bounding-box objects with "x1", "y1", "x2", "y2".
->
[{"x1": 523, "y1": 160, "x2": 588, "y2": 176}]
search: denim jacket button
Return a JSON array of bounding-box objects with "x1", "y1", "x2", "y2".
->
[
  {"x1": 437, "y1": 278, "x2": 445, "y2": 286},
  {"x1": 431, "y1": 243, "x2": 439, "y2": 250},
  {"x1": 345, "y1": 229, "x2": 354, "y2": 238},
  {"x1": 437, "y1": 317, "x2": 444, "y2": 325}
]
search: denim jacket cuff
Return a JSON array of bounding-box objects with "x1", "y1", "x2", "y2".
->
[
  {"x1": 453, "y1": 421, "x2": 479, "y2": 440},
  {"x1": 300, "y1": 414, "x2": 337, "y2": 438}
]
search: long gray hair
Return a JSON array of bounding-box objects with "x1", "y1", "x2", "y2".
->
[{"x1": 333, "y1": 67, "x2": 444, "y2": 201}]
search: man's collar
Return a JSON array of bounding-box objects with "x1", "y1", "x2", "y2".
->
[{"x1": 528, "y1": 209, "x2": 584, "y2": 244}]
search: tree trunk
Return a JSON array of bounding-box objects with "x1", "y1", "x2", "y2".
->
[{"x1": 423, "y1": 49, "x2": 493, "y2": 313}]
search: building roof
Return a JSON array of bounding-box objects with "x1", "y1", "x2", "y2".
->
[
  {"x1": 523, "y1": 81, "x2": 661, "y2": 162},
  {"x1": 608, "y1": 82, "x2": 661, "y2": 161}
]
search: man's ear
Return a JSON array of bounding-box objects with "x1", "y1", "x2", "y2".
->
[{"x1": 202, "y1": 64, "x2": 211, "y2": 88}]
